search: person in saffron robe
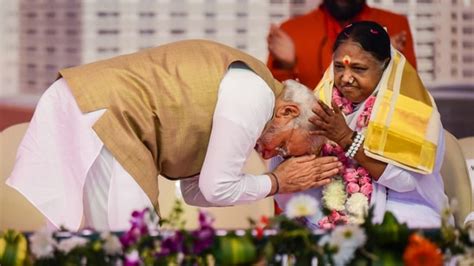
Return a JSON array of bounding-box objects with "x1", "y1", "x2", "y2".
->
[{"x1": 267, "y1": 0, "x2": 417, "y2": 89}]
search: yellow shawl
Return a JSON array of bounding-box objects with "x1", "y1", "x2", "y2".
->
[{"x1": 315, "y1": 48, "x2": 440, "y2": 174}]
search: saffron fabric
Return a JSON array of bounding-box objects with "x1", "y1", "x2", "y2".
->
[{"x1": 267, "y1": 4, "x2": 417, "y2": 89}]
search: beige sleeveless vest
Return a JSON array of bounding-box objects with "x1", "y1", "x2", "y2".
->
[{"x1": 59, "y1": 40, "x2": 283, "y2": 213}]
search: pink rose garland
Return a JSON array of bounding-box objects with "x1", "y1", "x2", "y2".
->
[{"x1": 317, "y1": 89, "x2": 376, "y2": 229}]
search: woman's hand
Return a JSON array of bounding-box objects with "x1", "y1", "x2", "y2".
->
[
  {"x1": 271, "y1": 155, "x2": 342, "y2": 194},
  {"x1": 309, "y1": 100, "x2": 354, "y2": 148}
]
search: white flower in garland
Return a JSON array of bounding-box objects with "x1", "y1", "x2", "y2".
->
[
  {"x1": 101, "y1": 232, "x2": 122, "y2": 256},
  {"x1": 323, "y1": 178, "x2": 347, "y2": 211},
  {"x1": 345, "y1": 192, "x2": 369, "y2": 219},
  {"x1": 286, "y1": 194, "x2": 318, "y2": 218},
  {"x1": 57, "y1": 236, "x2": 88, "y2": 254},
  {"x1": 348, "y1": 215, "x2": 365, "y2": 225},
  {"x1": 29, "y1": 227, "x2": 57, "y2": 259},
  {"x1": 318, "y1": 224, "x2": 367, "y2": 266}
]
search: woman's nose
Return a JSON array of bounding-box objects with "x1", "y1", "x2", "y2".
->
[{"x1": 341, "y1": 70, "x2": 352, "y2": 83}]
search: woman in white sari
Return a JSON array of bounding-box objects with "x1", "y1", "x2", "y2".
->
[{"x1": 275, "y1": 21, "x2": 451, "y2": 228}]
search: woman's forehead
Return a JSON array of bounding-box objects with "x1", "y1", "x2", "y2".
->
[{"x1": 333, "y1": 41, "x2": 376, "y2": 63}]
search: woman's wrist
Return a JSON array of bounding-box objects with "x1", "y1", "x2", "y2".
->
[
  {"x1": 341, "y1": 131, "x2": 357, "y2": 151},
  {"x1": 345, "y1": 132, "x2": 365, "y2": 158}
]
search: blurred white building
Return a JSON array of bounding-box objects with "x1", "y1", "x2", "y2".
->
[
  {"x1": 81, "y1": 0, "x2": 309, "y2": 63},
  {"x1": 0, "y1": 0, "x2": 19, "y2": 96},
  {"x1": 18, "y1": 0, "x2": 82, "y2": 94},
  {"x1": 367, "y1": 0, "x2": 474, "y2": 87},
  {"x1": 0, "y1": 0, "x2": 473, "y2": 95}
]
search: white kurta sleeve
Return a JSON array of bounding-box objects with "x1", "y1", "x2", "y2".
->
[
  {"x1": 180, "y1": 175, "x2": 218, "y2": 207},
  {"x1": 181, "y1": 63, "x2": 275, "y2": 207}
]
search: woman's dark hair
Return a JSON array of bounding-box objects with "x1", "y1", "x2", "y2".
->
[{"x1": 333, "y1": 21, "x2": 391, "y2": 63}]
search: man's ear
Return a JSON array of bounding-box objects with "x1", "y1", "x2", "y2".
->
[{"x1": 275, "y1": 103, "x2": 300, "y2": 119}]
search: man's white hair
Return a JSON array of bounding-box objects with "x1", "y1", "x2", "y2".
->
[{"x1": 280, "y1": 79, "x2": 317, "y2": 130}]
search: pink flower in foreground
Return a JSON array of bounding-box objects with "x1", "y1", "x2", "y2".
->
[
  {"x1": 333, "y1": 96, "x2": 343, "y2": 107},
  {"x1": 333, "y1": 145, "x2": 344, "y2": 154},
  {"x1": 341, "y1": 103, "x2": 354, "y2": 115},
  {"x1": 318, "y1": 217, "x2": 334, "y2": 230},
  {"x1": 360, "y1": 183, "x2": 373, "y2": 197},
  {"x1": 329, "y1": 210, "x2": 342, "y2": 222},
  {"x1": 344, "y1": 169, "x2": 358, "y2": 183},
  {"x1": 317, "y1": 210, "x2": 349, "y2": 229},
  {"x1": 356, "y1": 167, "x2": 369, "y2": 177},
  {"x1": 346, "y1": 182, "x2": 360, "y2": 194},
  {"x1": 359, "y1": 176, "x2": 371, "y2": 185},
  {"x1": 317, "y1": 88, "x2": 375, "y2": 229},
  {"x1": 365, "y1": 96, "x2": 376, "y2": 108},
  {"x1": 357, "y1": 113, "x2": 369, "y2": 129},
  {"x1": 322, "y1": 143, "x2": 335, "y2": 156}
]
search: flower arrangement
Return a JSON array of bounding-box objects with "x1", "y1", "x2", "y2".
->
[
  {"x1": 316, "y1": 89, "x2": 377, "y2": 229},
  {"x1": 1, "y1": 199, "x2": 474, "y2": 266}
]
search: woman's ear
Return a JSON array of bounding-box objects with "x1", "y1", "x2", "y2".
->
[{"x1": 275, "y1": 103, "x2": 300, "y2": 119}]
